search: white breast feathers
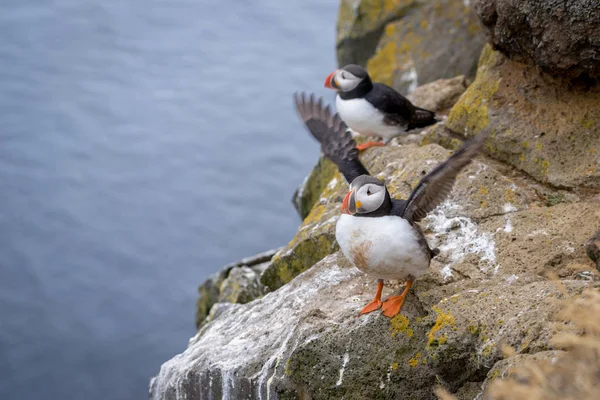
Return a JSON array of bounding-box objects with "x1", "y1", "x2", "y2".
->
[{"x1": 335, "y1": 214, "x2": 429, "y2": 280}]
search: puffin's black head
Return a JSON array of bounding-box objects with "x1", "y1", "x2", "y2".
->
[
  {"x1": 341, "y1": 175, "x2": 391, "y2": 217},
  {"x1": 324, "y1": 64, "x2": 371, "y2": 92}
]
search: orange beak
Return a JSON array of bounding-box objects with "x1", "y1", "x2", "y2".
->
[
  {"x1": 324, "y1": 71, "x2": 338, "y2": 89},
  {"x1": 341, "y1": 190, "x2": 353, "y2": 214}
]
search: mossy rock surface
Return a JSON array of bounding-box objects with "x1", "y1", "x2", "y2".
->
[
  {"x1": 194, "y1": 269, "x2": 228, "y2": 329},
  {"x1": 406, "y1": 75, "x2": 470, "y2": 114},
  {"x1": 447, "y1": 44, "x2": 600, "y2": 189},
  {"x1": 366, "y1": 0, "x2": 485, "y2": 94},
  {"x1": 292, "y1": 156, "x2": 338, "y2": 220},
  {"x1": 153, "y1": 223, "x2": 600, "y2": 400},
  {"x1": 262, "y1": 171, "x2": 346, "y2": 290}
]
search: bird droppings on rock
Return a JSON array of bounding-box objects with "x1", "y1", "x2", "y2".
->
[
  {"x1": 425, "y1": 200, "x2": 498, "y2": 278},
  {"x1": 335, "y1": 352, "x2": 350, "y2": 386}
]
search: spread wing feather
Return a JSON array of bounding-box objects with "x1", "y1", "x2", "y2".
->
[
  {"x1": 402, "y1": 133, "x2": 488, "y2": 222},
  {"x1": 294, "y1": 92, "x2": 369, "y2": 184}
]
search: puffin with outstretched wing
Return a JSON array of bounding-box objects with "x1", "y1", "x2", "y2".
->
[
  {"x1": 324, "y1": 64, "x2": 437, "y2": 151},
  {"x1": 294, "y1": 92, "x2": 486, "y2": 317}
]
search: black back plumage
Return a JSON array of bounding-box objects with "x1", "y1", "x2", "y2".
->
[
  {"x1": 294, "y1": 92, "x2": 369, "y2": 184},
  {"x1": 366, "y1": 83, "x2": 436, "y2": 130}
]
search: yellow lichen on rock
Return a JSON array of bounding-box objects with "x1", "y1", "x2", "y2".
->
[
  {"x1": 409, "y1": 352, "x2": 421, "y2": 367},
  {"x1": 366, "y1": 41, "x2": 397, "y2": 86},
  {"x1": 364, "y1": 0, "x2": 485, "y2": 94},
  {"x1": 447, "y1": 45, "x2": 501, "y2": 137},
  {"x1": 390, "y1": 314, "x2": 414, "y2": 338},
  {"x1": 427, "y1": 306, "x2": 456, "y2": 347},
  {"x1": 336, "y1": 0, "x2": 419, "y2": 66}
]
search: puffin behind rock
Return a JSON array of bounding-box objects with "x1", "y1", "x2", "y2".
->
[
  {"x1": 294, "y1": 92, "x2": 486, "y2": 317},
  {"x1": 324, "y1": 64, "x2": 437, "y2": 151}
]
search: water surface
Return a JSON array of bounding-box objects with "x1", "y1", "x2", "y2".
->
[{"x1": 0, "y1": 1, "x2": 338, "y2": 398}]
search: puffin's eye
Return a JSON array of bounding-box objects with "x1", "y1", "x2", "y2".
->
[
  {"x1": 367, "y1": 188, "x2": 372, "y2": 196},
  {"x1": 341, "y1": 73, "x2": 346, "y2": 79}
]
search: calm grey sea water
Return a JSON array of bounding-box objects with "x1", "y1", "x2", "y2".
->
[{"x1": 0, "y1": 1, "x2": 338, "y2": 399}]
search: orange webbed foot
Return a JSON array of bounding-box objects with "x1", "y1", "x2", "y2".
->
[
  {"x1": 358, "y1": 279, "x2": 384, "y2": 316},
  {"x1": 356, "y1": 141, "x2": 385, "y2": 151},
  {"x1": 359, "y1": 299, "x2": 383, "y2": 315},
  {"x1": 381, "y1": 280, "x2": 413, "y2": 318},
  {"x1": 381, "y1": 295, "x2": 407, "y2": 317}
]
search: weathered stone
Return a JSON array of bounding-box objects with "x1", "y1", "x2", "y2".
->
[
  {"x1": 194, "y1": 270, "x2": 228, "y2": 329},
  {"x1": 153, "y1": 221, "x2": 599, "y2": 400},
  {"x1": 151, "y1": 254, "x2": 440, "y2": 400},
  {"x1": 219, "y1": 266, "x2": 268, "y2": 304},
  {"x1": 586, "y1": 229, "x2": 600, "y2": 271},
  {"x1": 474, "y1": 0, "x2": 600, "y2": 79},
  {"x1": 447, "y1": 44, "x2": 600, "y2": 189},
  {"x1": 375, "y1": 143, "x2": 534, "y2": 221},
  {"x1": 155, "y1": 132, "x2": 600, "y2": 399},
  {"x1": 406, "y1": 76, "x2": 470, "y2": 114},
  {"x1": 481, "y1": 289, "x2": 600, "y2": 399},
  {"x1": 419, "y1": 281, "x2": 589, "y2": 392},
  {"x1": 195, "y1": 248, "x2": 280, "y2": 328},
  {"x1": 417, "y1": 201, "x2": 600, "y2": 300},
  {"x1": 421, "y1": 124, "x2": 465, "y2": 151},
  {"x1": 366, "y1": 0, "x2": 485, "y2": 93},
  {"x1": 336, "y1": 0, "x2": 421, "y2": 67}
]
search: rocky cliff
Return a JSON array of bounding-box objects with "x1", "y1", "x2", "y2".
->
[{"x1": 151, "y1": 1, "x2": 600, "y2": 399}]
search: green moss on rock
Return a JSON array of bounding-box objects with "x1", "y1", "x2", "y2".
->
[
  {"x1": 194, "y1": 270, "x2": 228, "y2": 328},
  {"x1": 447, "y1": 45, "x2": 501, "y2": 137},
  {"x1": 262, "y1": 173, "x2": 346, "y2": 290},
  {"x1": 294, "y1": 156, "x2": 338, "y2": 220}
]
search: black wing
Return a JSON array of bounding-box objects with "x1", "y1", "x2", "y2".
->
[
  {"x1": 294, "y1": 92, "x2": 370, "y2": 184},
  {"x1": 401, "y1": 132, "x2": 488, "y2": 222},
  {"x1": 367, "y1": 83, "x2": 414, "y2": 123},
  {"x1": 368, "y1": 83, "x2": 436, "y2": 129}
]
